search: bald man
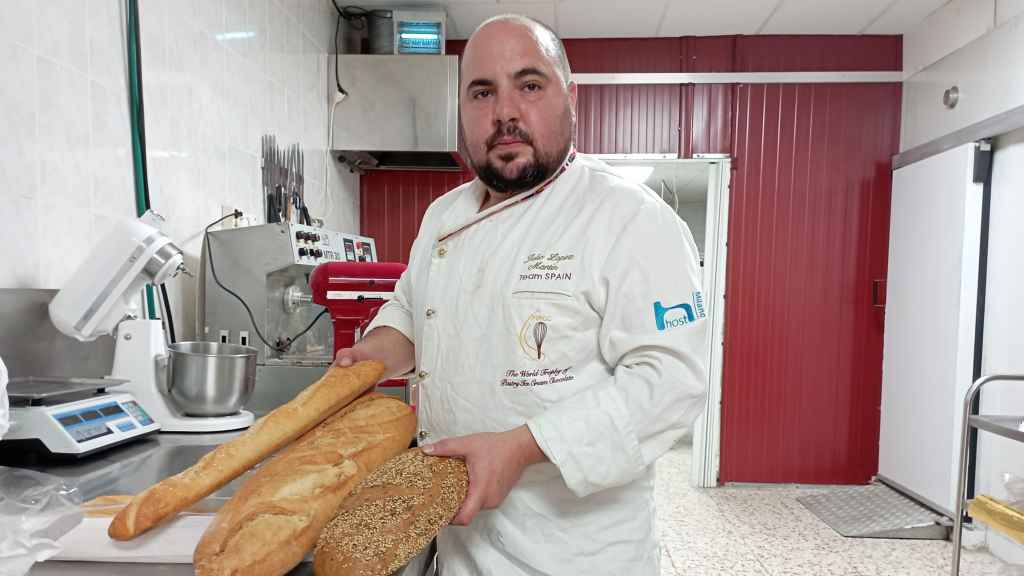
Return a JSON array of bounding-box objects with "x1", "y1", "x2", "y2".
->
[{"x1": 336, "y1": 15, "x2": 707, "y2": 575}]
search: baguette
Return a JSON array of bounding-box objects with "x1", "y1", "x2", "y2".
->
[
  {"x1": 314, "y1": 449, "x2": 469, "y2": 576},
  {"x1": 194, "y1": 393, "x2": 416, "y2": 576},
  {"x1": 108, "y1": 361, "x2": 385, "y2": 540}
]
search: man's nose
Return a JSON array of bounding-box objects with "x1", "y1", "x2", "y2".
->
[{"x1": 494, "y1": 89, "x2": 521, "y2": 124}]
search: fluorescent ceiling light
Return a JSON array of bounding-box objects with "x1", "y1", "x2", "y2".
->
[
  {"x1": 400, "y1": 33, "x2": 438, "y2": 40},
  {"x1": 611, "y1": 165, "x2": 654, "y2": 184}
]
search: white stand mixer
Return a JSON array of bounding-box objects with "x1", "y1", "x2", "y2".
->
[{"x1": 48, "y1": 212, "x2": 253, "y2": 433}]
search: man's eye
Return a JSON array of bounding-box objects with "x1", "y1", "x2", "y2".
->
[
  {"x1": 473, "y1": 89, "x2": 492, "y2": 100},
  {"x1": 524, "y1": 82, "x2": 542, "y2": 93}
]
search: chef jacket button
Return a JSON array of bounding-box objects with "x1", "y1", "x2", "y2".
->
[
  {"x1": 418, "y1": 370, "x2": 429, "y2": 379},
  {"x1": 418, "y1": 430, "x2": 429, "y2": 443},
  {"x1": 425, "y1": 308, "x2": 436, "y2": 318},
  {"x1": 437, "y1": 247, "x2": 447, "y2": 257}
]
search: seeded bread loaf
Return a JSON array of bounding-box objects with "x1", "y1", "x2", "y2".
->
[
  {"x1": 108, "y1": 362, "x2": 385, "y2": 541},
  {"x1": 193, "y1": 393, "x2": 416, "y2": 576},
  {"x1": 313, "y1": 448, "x2": 469, "y2": 576}
]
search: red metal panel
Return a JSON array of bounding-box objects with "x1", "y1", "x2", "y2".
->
[
  {"x1": 446, "y1": 40, "x2": 466, "y2": 57},
  {"x1": 450, "y1": 38, "x2": 682, "y2": 72},
  {"x1": 575, "y1": 84, "x2": 681, "y2": 155},
  {"x1": 563, "y1": 38, "x2": 682, "y2": 73},
  {"x1": 720, "y1": 82, "x2": 901, "y2": 484},
  {"x1": 683, "y1": 84, "x2": 734, "y2": 157},
  {"x1": 735, "y1": 35, "x2": 902, "y2": 72},
  {"x1": 360, "y1": 170, "x2": 474, "y2": 264},
  {"x1": 682, "y1": 36, "x2": 736, "y2": 72}
]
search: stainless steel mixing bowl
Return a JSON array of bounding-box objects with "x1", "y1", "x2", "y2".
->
[{"x1": 165, "y1": 341, "x2": 257, "y2": 416}]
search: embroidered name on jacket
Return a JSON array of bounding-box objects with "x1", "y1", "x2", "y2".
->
[
  {"x1": 654, "y1": 292, "x2": 706, "y2": 331},
  {"x1": 519, "y1": 252, "x2": 575, "y2": 281}
]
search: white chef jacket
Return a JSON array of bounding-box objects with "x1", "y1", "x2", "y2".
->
[{"x1": 366, "y1": 152, "x2": 708, "y2": 576}]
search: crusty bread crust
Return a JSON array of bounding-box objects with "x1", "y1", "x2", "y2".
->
[
  {"x1": 193, "y1": 393, "x2": 416, "y2": 576},
  {"x1": 314, "y1": 449, "x2": 469, "y2": 576},
  {"x1": 107, "y1": 362, "x2": 385, "y2": 541}
]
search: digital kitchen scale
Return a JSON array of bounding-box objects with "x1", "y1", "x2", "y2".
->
[{"x1": 1, "y1": 377, "x2": 160, "y2": 458}]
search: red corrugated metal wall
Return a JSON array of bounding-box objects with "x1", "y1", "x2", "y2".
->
[
  {"x1": 723, "y1": 83, "x2": 900, "y2": 483},
  {"x1": 576, "y1": 85, "x2": 681, "y2": 155},
  {"x1": 360, "y1": 170, "x2": 473, "y2": 264},
  {"x1": 360, "y1": 35, "x2": 902, "y2": 485}
]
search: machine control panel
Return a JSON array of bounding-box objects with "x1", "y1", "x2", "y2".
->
[{"x1": 289, "y1": 224, "x2": 377, "y2": 265}]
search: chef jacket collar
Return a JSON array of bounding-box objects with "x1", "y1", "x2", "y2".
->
[{"x1": 437, "y1": 148, "x2": 577, "y2": 244}]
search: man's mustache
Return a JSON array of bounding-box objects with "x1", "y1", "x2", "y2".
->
[{"x1": 487, "y1": 123, "x2": 533, "y2": 150}]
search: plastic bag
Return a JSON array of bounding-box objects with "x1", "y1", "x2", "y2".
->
[
  {"x1": 0, "y1": 467, "x2": 83, "y2": 576},
  {"x1": 1004, "y1": 473, "x2": 1024, "y2": 510},
  {"x1": 0, "y1": 356, "x2": 8, "y2": 440}
]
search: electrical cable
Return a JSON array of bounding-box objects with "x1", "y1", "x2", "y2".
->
[
  {"x1": 331, "y1": 1, "x2": 349, "y2": 97},
  {"x1": 160, "y1": 283, "x2": 177, "y2": 343},
  {"x1": 203, "y1": 212, "x2": 327, "y2": 352}
]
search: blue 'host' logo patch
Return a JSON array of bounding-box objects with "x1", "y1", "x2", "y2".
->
[{"x1": 654, "y1": 292, "x2": 706, "y2": 331}]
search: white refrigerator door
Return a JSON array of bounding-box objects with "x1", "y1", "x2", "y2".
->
[{"x1": 879, "y1": 143, "x2": 983, "y2": 515}]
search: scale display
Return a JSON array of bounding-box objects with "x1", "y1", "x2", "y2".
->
[{"x1": 52, "y1": 401, "x2": 146, "y2": 444}]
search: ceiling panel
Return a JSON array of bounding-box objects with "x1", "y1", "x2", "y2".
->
[
  {"x1": 333, "y1": 0, "x2": 932, "y2": 39},
  {"x1": 446, "y1": 2, "x2": 556, "y2": 38},
  {"x1": 659, "y1": 0, "x2": 780, "y2": 36},
  {"x1": 864, "y1": 0, "x2": 948, "y2": 33},
  {"x1": 555, "y1": 0, "x2": 669, "y2": 38},
  {"x1": 761, "y1": 0, "x2": 894, "y2": 34}
]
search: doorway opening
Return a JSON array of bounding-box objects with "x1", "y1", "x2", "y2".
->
[{"x1": 598, "y1": 154, "x2": 731, "y2": 488}]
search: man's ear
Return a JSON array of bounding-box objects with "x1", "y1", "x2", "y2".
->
[{"x1": 568, "y1": 81, "x2": 578, "y2": 111}]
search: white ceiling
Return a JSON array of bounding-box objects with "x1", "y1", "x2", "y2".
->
[{"x1": 343, "y1": 0, "x2": 949, "y2": 38}]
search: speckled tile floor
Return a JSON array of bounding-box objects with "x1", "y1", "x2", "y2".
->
[{"x1": 654, "y1": 443, "x2": 1011, "y2": 576}]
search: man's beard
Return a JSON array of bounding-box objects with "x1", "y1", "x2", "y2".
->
[{"x1": 468, "y1": 119, "x2": 572, "y2": 195}]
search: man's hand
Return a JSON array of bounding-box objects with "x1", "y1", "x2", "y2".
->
[
  {"x1": 332, "y1": 327, "x2": 414, "y2": 378},
  {"x1": 421, "y1": 425, "x2": 547, "y2": 526},
  {"x1": 333, "y1": 346, "x2": 371, "y2": 367}
]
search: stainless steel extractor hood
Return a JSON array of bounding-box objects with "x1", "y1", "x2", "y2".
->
[{"x1": 331, "y1": 54, "x2": 462, "y2": 171}]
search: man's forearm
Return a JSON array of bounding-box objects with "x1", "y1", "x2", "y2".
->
[{"x1": 356, "y1": 326, "x2": 416, "y2": 379}]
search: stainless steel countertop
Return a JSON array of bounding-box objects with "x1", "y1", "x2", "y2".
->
[{"x1": 0, "y1": 430, "x2": 313, "y2": 575}]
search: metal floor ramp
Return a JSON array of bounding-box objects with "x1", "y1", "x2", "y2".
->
[{"x1": 797, "y1": 483, "x2": 950, "y2": 540}]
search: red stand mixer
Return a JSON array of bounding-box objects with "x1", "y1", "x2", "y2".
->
[{"x1": 309, "y1": 262, "x2": 410, "y2": 405}]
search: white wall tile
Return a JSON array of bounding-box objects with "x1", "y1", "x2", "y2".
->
[
  {"x1": 1, "y1": 42, "x2": 38, "y2": 200},
  {"x1": 268, "y1": 1, "x2": 287, "y2": 85},
  {"x1": 87, "y1": 0, "x2": 125, "y2": 92},
  {"x1": 4, "y1": 0, "x2": 360, "y2": 329},
  {"x1": 89, "y1": 80, "x2": 134, "y2": 218},
  {"x1": 0, "y1": 194, "x2": 40, "y2": 287},
  {"x1": 35, "y1": 0, "x2": 89, "y2": 74},
  {"x1": 245, "y1": 0, "x2": 269, "y2": 67},
  {"x1": 300, "y1": 34, "x2": 321, "y2": 102},
  {"x1": 201, "y1": 0, "x2": 226, "y2": 35},
  {"x1": 0, "y1": 0, "x2": 37, "y2": 50}
]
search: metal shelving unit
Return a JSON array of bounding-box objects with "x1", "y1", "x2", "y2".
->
[{"x1": 952, "y1": 374, "x2": 1024, "y2": 576}]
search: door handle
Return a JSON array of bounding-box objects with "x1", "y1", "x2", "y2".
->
[{"x1": 872, "y1": 279, "x2": 887, "y2": 308}]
